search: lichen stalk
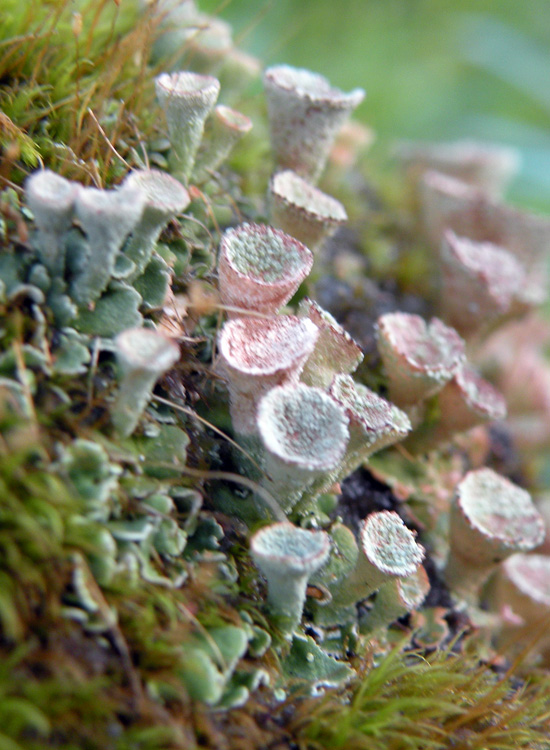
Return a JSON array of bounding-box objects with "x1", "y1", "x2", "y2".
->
[
  {"x1": 439, "y1": 230, "x2": 527, "y2": 337},
  {"x1": 195, "y1": 105, "x2": 252, "y2": 180},
  {"x1": 25, "y1": 169, "x2": 79, "y2": 276},
  {"x1": 359, "y1": 565, "x2": 430, "y2": 634},
  {"x1": 155, "y1": 71, "x2": 220, "y2": 183},
  {"x1": 256, "y1": 383, "x2": 349, "y2": 512},
  {"x1": 122, "y1": 169, "x2": 190, "y2": 278},
  {"x1": 331, "y1": 511, "x2": 425, "y2": 608},
  {"x1": 250, "y1": 522, "x2": 330, "y2": 635},
  {"x1": 70, "y1": 184, "x2": 146, "y2": 305},
  {"x1": 112, "y1": 327, "x2": 180, "y2": 437}
]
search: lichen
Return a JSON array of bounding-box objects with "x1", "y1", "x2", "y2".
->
[
  {"x1": 2, "y1": 2, "x2": 550, "y2": 748},
  {"x1": 362, "y1": 512, "x2": 424, "y2": 575},
  {"x1": 226, "y1": 224, "x2": 304, "y2": 282}
]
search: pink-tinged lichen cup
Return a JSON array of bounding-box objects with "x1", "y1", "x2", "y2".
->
[
  {"x1": 395, "y1": 139, "x2": 519, "y2": 199},
  {"x1": 433, "y1": 364, "x2": 506, "y2": 435},
  {"x1": 439, "y1": 230, "x2": 527, "y2": 338},
  {"x1": 376, "y1": 312, "x2": 465, "y2": 409},
  {"x1": 298, "y1": 298, "x2": 363, "y2": 388},
  {"x1": 218, "y1": 223, "x2": 313, "y2": 316},
  {"x1": 328, "y1": 374, "x2": 411, "y2": 482},
  {"x1": 407, "y1": 363, "x2": 507, "y2": 453},
  {"x1": 493, "y1": 553, "x2": 550, "y2": 662},
  {"x1": 445, "y1": 468, "x2": 545, "y2": 602},
  {"x1": 421, "y1": 170, "x2": 550, "y2": 304},
  {"x1": 263, "y1": 64, "x2": 365, "y2": 183},
  {"x1": 330, "y1": 120, "x2": 374, "y2": 170},
  {"x1": 217, "y1": 315, "x2": 318, "y2": 437}
]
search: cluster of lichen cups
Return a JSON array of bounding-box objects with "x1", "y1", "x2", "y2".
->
[
  {"x1": 14, "y1": 46, "x2": 550, "y2": 703},
  {"x1": 231, "y1": 68, "x2": 550, "y2": 659},
  {"x1": 375, "y1": 311, "x2": 507, "y2": 452},
  {"x1": 16, "y1": 66, "x2": 255, "y2": 435},
  {"x1": 393, "y1": 137, "x2": 550, "y2": 648},
  {"x1": 210, "y1": 65, "x2": 450, "y2": 645},
  {"x1": 10, "y1": 58, "x2": 422, "y2": 695},
  {"x1": 400, "y1": 142, "x2": 550, "y2": 336},
  {"x1": 215, "y1": 217, "x2": 418, "y2": 639}
]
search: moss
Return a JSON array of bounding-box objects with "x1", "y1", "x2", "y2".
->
[
  {"x1": 291, "y1": 643, "x2": 550, "y2": 750},
  {"x1": 0, "y1": 0, "x2": 161, "y2": 185}
]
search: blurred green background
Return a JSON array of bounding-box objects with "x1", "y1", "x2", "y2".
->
[{"x1": 201, "y1": 0, "x2": 550, "y2": 211}]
